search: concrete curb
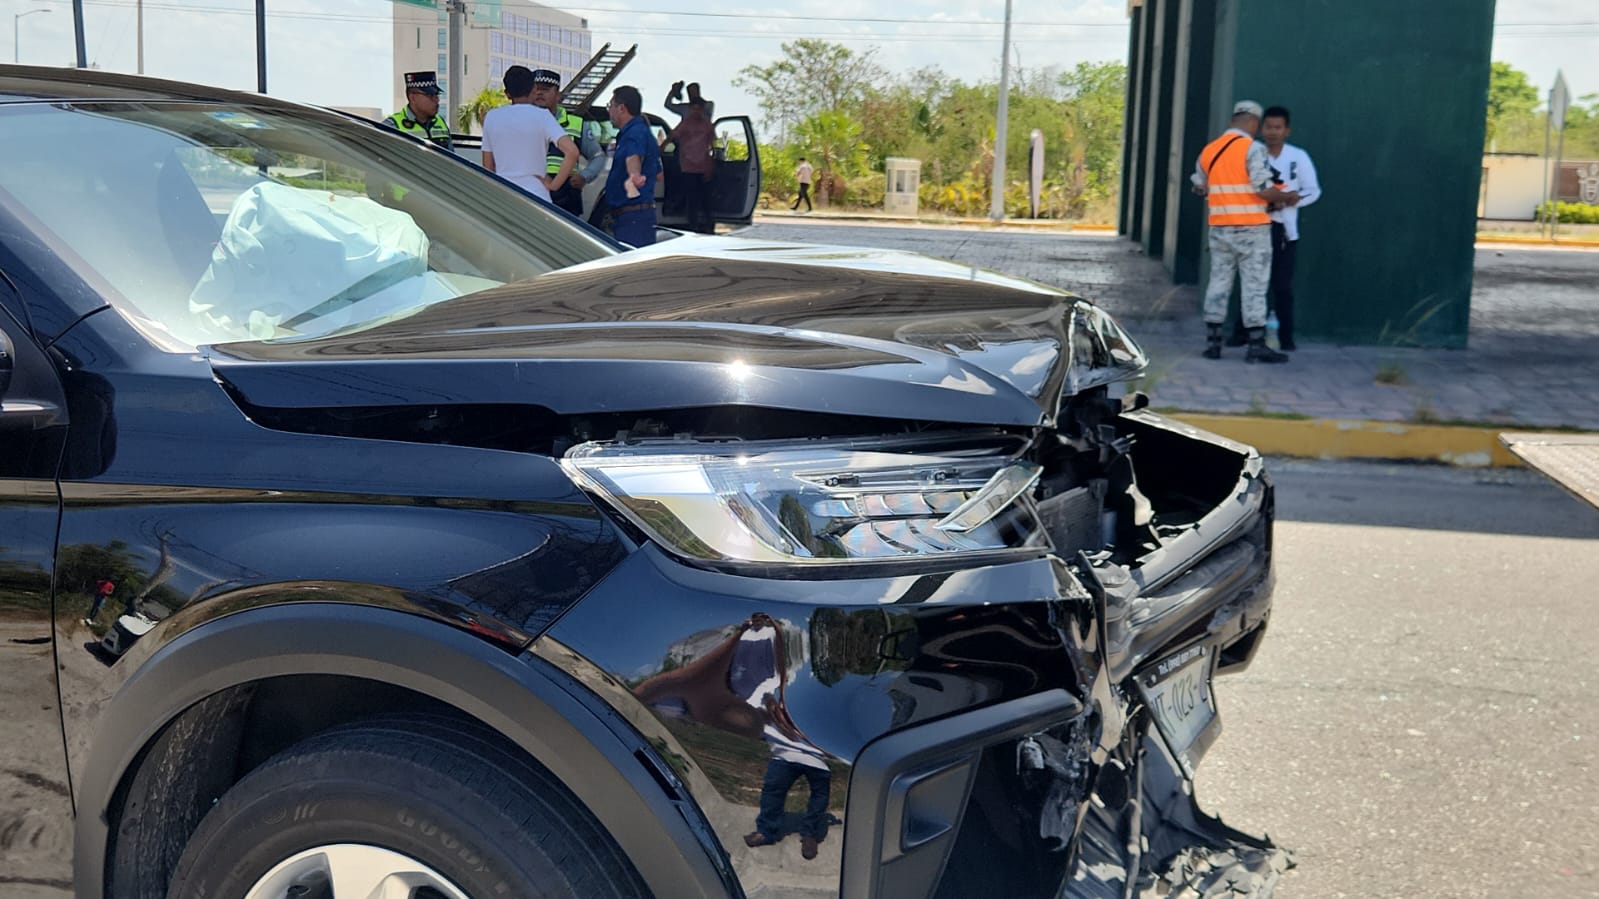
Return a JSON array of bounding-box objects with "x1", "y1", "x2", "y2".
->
[
  {"x1": 757, "y1": 214, "x2": 1595, "y2": 244},
  {"x1": 1476, "y1": 234, "x2": 1599, "y2": 249},
  {"x1": 753, "y1": 210, "x2": 1114, "y2": 231},
  {"x1": 1169, "y1": 413, "x2": 1533, "y2": 467}
]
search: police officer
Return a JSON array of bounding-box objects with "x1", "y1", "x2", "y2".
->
[
  {"x1": 528, "y1": 69, "x2": 605, "y2": 218},
  {"x1": 1191, "y1": 100, "x2": 1292, "y2": 363},
  {"x1": 385, "y1": 71, "x2": 453, "y2": 150}
]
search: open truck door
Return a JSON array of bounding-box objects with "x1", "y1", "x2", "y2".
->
[{"x1": 710, "y1": 116, "x2": 760, "y2": 225}]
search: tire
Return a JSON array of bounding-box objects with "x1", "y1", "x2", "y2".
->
[{"x1": 165, "y1": 715, "x2": 652, "y2": 899}]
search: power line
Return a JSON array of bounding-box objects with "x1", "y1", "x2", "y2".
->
[
  {"x1": 42, "y1": 0, "x2": 1599, "y2": 42},
  {"x1": 45, "y1": 0, "x2": 1124, "y2": 27},
  {"x1": 568, "y1": 5, "x2": 1128, "y2": 26}
]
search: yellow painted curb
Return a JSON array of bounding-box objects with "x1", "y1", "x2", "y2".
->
[
  {"x1": 1476, "y1": 234, "x2": 1599, "y2": 248},
  {"x1": 1169, "y1": 414, "x2": 1527, "y2": 468}
]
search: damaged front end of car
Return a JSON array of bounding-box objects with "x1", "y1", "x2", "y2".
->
[
  {"x1": 210, "y1": 245, "x2": 1291, "y2": 898},
  {"x1": 533, "y1": 325, "x2": 1289, "y2": 898}
]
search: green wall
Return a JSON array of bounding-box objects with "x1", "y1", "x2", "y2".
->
[{"x1": 1123, "y1": 0, "x2": 1497, "y2": 347}]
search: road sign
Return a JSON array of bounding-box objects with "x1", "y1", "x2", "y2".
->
[{"x1": 1551, "y1": 70, "x2": 1570, "y2": 132}]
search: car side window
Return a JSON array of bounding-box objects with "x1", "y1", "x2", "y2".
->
[{"x1": 0, "y1": 299, "x2": 67, "y2": 480}]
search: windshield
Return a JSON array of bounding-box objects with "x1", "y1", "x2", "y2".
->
[{"x1": 0, "y1": 100, "x2": 616, "y2": 350}]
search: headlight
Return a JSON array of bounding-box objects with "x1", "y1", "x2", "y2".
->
[{"x1": 561, "y1": 436, "x2": 1047, "y2": 566}]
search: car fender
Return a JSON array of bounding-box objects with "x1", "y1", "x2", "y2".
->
[{"x1": 72, "y1": 601, "x2": 738, "y2": 899}]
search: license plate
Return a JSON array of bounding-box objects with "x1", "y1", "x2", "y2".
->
[{"x1": 1137, "y1": 644, "x2": 1220, "y2": 776}]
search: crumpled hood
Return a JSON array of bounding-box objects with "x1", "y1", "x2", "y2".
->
[{"x1": 210, "y1": 237, "x2": 1146, "y2": 427}]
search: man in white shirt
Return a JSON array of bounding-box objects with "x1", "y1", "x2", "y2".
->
[
  {"x1": 480, "y1": 65, "x2": 579, "y2": 203},
  {"x1": 1229, "y1": 105, "x2": 1321, "y2": 350},
  {"x1": 792, "y1": 158, "x2": 814, "y2": 212}
]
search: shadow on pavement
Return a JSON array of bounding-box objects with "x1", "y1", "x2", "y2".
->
[{"x1": 1269, "y1": 459, "x2": 1599, "y2": 540}]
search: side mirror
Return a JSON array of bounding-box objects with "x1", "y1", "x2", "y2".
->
[{"x1": 0, "y1": 330, "x2": 12, "y2": 403}]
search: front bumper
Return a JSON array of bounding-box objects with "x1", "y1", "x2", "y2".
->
[{"x1": 534, "y1": 417, "x2": 1283, "y2": 898}]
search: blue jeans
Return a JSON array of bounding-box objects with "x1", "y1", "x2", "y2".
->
[
  {"x1": 754, "y1": 758, "x2": 831, "y2": 840},
  {"x1": 612, "y1": 207, "x2": 657, "y2": 247}
]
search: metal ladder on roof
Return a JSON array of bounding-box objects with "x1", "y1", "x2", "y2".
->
[{"x1": 560, "y1": 43, "x2": 638, "y2": 117}]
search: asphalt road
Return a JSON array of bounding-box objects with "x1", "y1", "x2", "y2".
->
[
  {"x1": 727, "y1": 220, "x2": 1599, "y2": 895},
  {"x1": 1199, "y1": 459, "x2": 1599, "y2": 898}
]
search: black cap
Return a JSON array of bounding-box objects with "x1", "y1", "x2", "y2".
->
[
  {"x1": 530, "y1": 69, "x2": 561, "y2": 87},
  {"x1": 404, "y1": 71, "x2": 442, "y2": 95}
]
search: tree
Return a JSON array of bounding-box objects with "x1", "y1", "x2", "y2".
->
[
  {"x1": 456, "y1": 85, "x2": 508, "y2": 135},
  {"x1": 1485, "y1": 61, "x2": 1539, "y2": 147},
  {"x1": 794, "y1": 110, "x2": 870, "y2": 206},
  {"x1": 1056, "y1": 61, "x2": 1128, "y2": 214},
  {"x1": 734, "y1": 40, "x2": 887, "y2": 139}
]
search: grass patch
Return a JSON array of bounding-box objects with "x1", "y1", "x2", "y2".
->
[
  {"x1": 1375, "y1": 363, "x2": 1408, "y2": 386},
  {"x1": 1156, "y1": 406, "x2": 1311, "y2": 421},
  {"x1": 1127, "y1": 361, "x2": 1175, "y2": 397}
]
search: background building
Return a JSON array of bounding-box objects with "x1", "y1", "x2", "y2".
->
[{"x1": 391, "y1": 0, "x2": 591, "y2": 125}]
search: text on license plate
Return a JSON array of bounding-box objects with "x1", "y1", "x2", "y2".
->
[{"x1": 1138, "y1": 644, "x2": 1218, "y2": 775}]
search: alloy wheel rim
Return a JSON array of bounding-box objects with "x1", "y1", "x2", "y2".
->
[{"x1": 242, "y1": 843, "x2": 474, "y2": 899}]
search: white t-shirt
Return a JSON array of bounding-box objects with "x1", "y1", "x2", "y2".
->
[
  {"x1": 480, "y1": 103, "x2": 570, "y2": 201},
  {"x1": 1265, "y1": 142, "x2": 1321, "y2": 241},
  {"x1": 795, "y1": 161, "x2": 814, "y2": 185}
]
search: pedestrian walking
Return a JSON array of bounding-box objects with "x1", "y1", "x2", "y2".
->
[
  {"x1": 480, "y1": 65, "x2": 579, "y2": 203},
  {"x1": 603, "y1": 85, "x2": 662, "y2": 247},
  {"x1": 792, "y1": 158, "x2": 814, "y2": 212},
  {"x1": 1192, "y1": 100, "x2": 1293, "y2": 363},
  {"x1": 383, "y1": 71, "x2": 453, "y2": 150}
]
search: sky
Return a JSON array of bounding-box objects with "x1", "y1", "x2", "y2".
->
[{"x1": 3, "y1": 0, "x2": 1596, "y2": 139}]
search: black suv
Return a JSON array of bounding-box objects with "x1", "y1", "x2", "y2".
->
[{"x1": 0, "y1": 66, "x2": 1286, "y2": 898}]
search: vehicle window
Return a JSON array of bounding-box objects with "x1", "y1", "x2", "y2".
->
[
  {"x1": 720, "y1": 133, "x2": 750, "y2": 162},
  {"x1": 0, "y1": 101, "x2": 616, "y2": 351}
]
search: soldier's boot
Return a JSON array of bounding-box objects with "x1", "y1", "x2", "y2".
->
[
  {"x1": 1203, "y1": 323, "x2": 1224, "y2": 360},
  {"x1": 1245, "y1": 327, "x2": 1289, "y2": 364}
]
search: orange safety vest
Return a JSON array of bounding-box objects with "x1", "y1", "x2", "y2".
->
[{"x1": 1200, "y1": 132, "x2": 1270, "y2": 227}]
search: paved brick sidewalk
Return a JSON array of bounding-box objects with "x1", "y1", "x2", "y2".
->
[{"x1": 735, "y1": 223, "x2": 1599, "y2": 432}]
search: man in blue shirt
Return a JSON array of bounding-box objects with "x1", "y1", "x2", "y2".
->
[{"x1": 603, "y1": 85, "x2": 661, "y2": 248}]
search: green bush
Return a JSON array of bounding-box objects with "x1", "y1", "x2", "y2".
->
[
  {"x1": 848, "y1": 172, "x2": 887, "y2": 209},
  {"x1": 1535, "y1": 201, "x2": 1599, "y2": 224}
]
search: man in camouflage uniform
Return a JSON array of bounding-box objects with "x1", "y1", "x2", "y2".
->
[{"x1": 1191, "y1": 101, "x2": 1292, "y2": 363}]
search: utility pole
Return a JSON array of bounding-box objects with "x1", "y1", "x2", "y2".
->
[
  {"x1": 255, "y1": 0, "x2": 266, "y2": 92},
  {"x1": 447, "y1": 0, "x2": 466, "y2": 133},
  {"x1": 72, "y1": 0, "x2": 86, "y2": 67},
  {"x1": 988, "y1": 0, "x2": 1013, "y2": 221},
  {"x1": 13, "y1": 8, "x2": 50, "y2": 64},
  {"x1": 136, "y1": 0, "x2": 143, "y2": 74}
]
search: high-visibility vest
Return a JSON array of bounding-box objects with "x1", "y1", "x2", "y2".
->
[
  {"x1": 1200, "y1": 132, "x2": 1269, "y2": 227},
  {"x1": 546, "y1": 106, "x2": 584, "y2": 175},
  {"x1": 385, "y1": 109, "x2": 453, "y2": 150}
]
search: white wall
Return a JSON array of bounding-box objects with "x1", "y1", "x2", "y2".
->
[
  {"x1": 1480, "y1": 154, "x2": 1599, "y2": 221},
  {"x1": 1479, "y1": 155, "x2": 1546, "y2": 221}
]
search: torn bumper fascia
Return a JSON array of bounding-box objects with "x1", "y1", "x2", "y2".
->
[
  {"x1": 1047, "y1": 414, "x2": 1287, "y2": 897},
  {"x1": 1064, "y1": 728, "x2": 1294, "y2": 899},
  {"x1": 1083, "y1": 412, "x2": 1276, "y2": 686}
]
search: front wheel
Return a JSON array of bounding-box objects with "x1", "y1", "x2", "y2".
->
[{"x1": 165, "y1": 716, "x2": 651, "y2": 899}]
